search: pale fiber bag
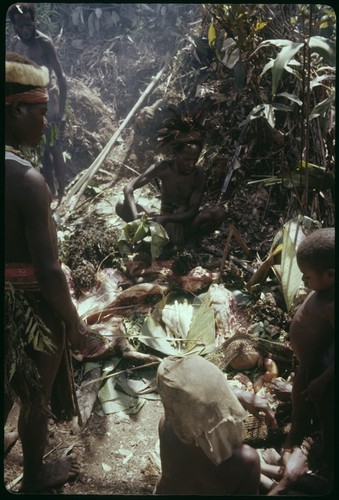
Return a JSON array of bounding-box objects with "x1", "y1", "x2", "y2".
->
[{"x1": 157, "y1": 355, "x2": 247, "y2": 465}]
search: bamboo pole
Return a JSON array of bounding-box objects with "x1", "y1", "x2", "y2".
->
[{"x1": 61, "y1": 65, "x2": 167, "y2": 220}]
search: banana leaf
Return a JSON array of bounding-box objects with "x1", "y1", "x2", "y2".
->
[
  {"x1": 139, "y1": 291, "x2": 215, "y2": 356},
  {"x1": 246, "y1": 215, "x2": 321, "y2": 312},
  {"x1": 276, "y1": 216, "x2": 321, "y2": 312}
]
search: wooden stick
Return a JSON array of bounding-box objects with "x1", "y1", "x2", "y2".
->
[
  {"x1": 218, "y1": 224, "x2": 249, "y2": 282},
  {"x1": 218, "y1": 226, "x2": 234, "y2": 281},
  {"x1": 61, "y1": 65, "x2": 168, "y2": 220},
  {"x1": 80, "y1": 361, "x2": 160, "y2": 389},
  {"x1": 229, "y1": 224, "x2": 249, "y2": 256}
]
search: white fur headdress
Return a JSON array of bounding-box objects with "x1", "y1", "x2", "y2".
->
[{"x1": 6, "y1": 60, "x2": 49, "y2": 87}]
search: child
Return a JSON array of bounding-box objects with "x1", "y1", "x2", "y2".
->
[
  {"x1": 155, "y1": 355, "x2": 261, "y2": 495},
  {"x1": 270, "y1": 227, "x2": 334, "y2": 494}
]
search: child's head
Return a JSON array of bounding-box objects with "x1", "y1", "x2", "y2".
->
[
  {"x1": 157, "y1": 355, "x2": 247, "y2": 465},
  {"x1": 297, "y1": 227, "x2": 335, "y2": 291}
]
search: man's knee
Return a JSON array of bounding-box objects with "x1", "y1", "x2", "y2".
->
[
  {"x1": 209, "y1": 205, "x2": 226, "y2": 223},
  {"x1": 194, "y1": 205, "x2": 226, "y2": 231},
  {"x1": 115, "y1": 199, "x2": 124, "y2": 218},
  {"x1": 115, "y1": 199, "x2": 133, "y2": 222}
]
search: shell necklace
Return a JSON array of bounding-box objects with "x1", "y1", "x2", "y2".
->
[{"x1": 5, "y1": 145, "x2": 25, "y2": 159}]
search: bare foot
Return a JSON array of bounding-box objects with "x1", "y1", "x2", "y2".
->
[
  {"x1": 268, "y1": 447, "x2": 309, "y2": 496},
  {"x1": 20, "y1": 455, "x2": 80, "y2": 493},
  {"x1": 260, "y1": 460, "x2": 282, "y2": 480},
  {"x1": 4, "y1": 429, "x2": 19, "y2": 456},
  {"x1": 262, "y1": 447, "x2": 281, "y2": 465}
]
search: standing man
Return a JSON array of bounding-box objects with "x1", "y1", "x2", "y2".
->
[
  {"x1": 7, "y1": 2, "x2": 67, "y2": 203},
  {"x1": 5, "y1": 51, "x2": 109, "y2": 492}
]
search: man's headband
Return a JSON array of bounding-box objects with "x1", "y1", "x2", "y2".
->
[{"x1": 6, "y1": 60, "x2": 49, "y2": 104}]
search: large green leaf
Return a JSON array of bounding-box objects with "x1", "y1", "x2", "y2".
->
[
  {"x1": 272, "y1": 42, "x2": 304, "y2": 95},
  {"x1": 276, "y1": 92, "x2": 303, "y2": 106},
  {"x1": 148, "y1": 221, "x2": 170, "y2": 259},
  {"x1": 98, "y1": 375, "x2": 146, "y2": 415},
  {"x1": 308, "y1": 36, "x2": 336, "y2": 67},
  {"x1": 253, "y1": 39, "x2": 293, "y2": 54},
  {"x1": 185, "y1": 291, "x2": 215, "y2": 355},
  {"x1": 309, "y1": 94, "x2": 335, "y2": 120},
  {"x1": 310, "y1": 73, "x2": 335, "y2": 91},
  {"x1": 280, "y1": 216, "x2": 321, "y2": 312},
  {"x1": 140, "y1": 315, "x2": 184, "y2": 356},
  {"x1": 118, "y1": 216, "x2": 169, "y2": 259},
  {"x1": 260, "y1": 59, "x2": 274, "y2": 77},
  {"x1": 238, "y1": 104, "x2": 265, "y2": 127},
  {"x1": 263, "y1": 103, "x2": 275, "y2": 128}
]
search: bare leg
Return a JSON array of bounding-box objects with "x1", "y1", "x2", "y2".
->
[
  {"x1": 4, "y1": 395, "x2": 18, "y2": 455},
  {"x1": 19, "y1": 306, "x2": 80, "y2": 493},
  {"x1": 4, "y1": 428, "x2": 19, "y2": 456},
  {"x1": 42, "y1": 147, "x2": 56, "y2": 196},
  {"x1": 188, "y1": 205, "x2": 226, "y2": 246},
  {"x1": 285, "y1": 367, "x2": 313, "y2": 447},
  {"x1": 51, "y1": 146, "x2": 66, "y2": 203}
]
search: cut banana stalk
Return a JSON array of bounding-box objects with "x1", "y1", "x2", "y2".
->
[{"x1": 161, "y1": 300, "x2": 194, "y2": 340}]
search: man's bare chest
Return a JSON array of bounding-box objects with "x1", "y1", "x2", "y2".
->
[
  {"x1": 13, "y1": 39, "x2": 49, "y2": 68},
  {"x1": 161, "y1": 173, "x2": 199, "y2": 198}
]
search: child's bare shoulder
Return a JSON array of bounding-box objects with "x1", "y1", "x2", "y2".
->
[{"x1": 308, "y1": 289, "x2": 333, "y2": 313}]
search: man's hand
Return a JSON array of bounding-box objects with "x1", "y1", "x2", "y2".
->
[
  {"x1": 67, "y1": 318, "x2": 88, "y2": 353},
  {"x1": 71, "y1": 325, "x2": 115, "y2": 362},
  {"x1": 267, "y1": 447, "x2": 309, "y2": 496},
  {"x1": 268, "y1": 378, "x2": 292, "y2": 401},
  {"x1": 149, "y1": 214, "x2": 168, "y2": 226},
  {"x1": 280, "y1": 447, "x2": 308, "y2": 484},
  {"x1": 235, "y1": 389, "x2": 278, "y2": 428}
]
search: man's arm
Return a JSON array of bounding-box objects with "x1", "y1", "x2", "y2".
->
[
  {"x1": 6, "y1": 34, "x2": 19, "y2": 51},
  {"x1": 123, "y1": 162, "x2": 166, "y2": 220},
  {"x1": 44, "y1": 38, "x2": 67, "y2": 119},
  {"x1": 233, "y1": 388, "x2": 278, "y2": 428},
  {"x1": 302, "y1": 361, "x2": 334, "y2": 402},
  {"x1": 22, "y1": 168, "x2": 85, "y2": 348}
]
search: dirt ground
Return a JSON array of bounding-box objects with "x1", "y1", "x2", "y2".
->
[{"x1": 5, "y1": 391, "x2": 164, "y2": 495}]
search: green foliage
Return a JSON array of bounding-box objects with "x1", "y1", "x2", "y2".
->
[
  {"x1": 206, "y1": 4, "x2": 335, "y2": 177},
  {"x1": 118, "y1": 214, "x2": 169, "y2": 260},
  {"x1": 5, "y1": 284, "x2": 56, "y2": 410},
  {"x1": 253, "y1": 36, "x2": 335, "y2": 96},
  {"x1": 278, "y1": 216, "x2": 321, "y2": 312},
  {"x1": 204, "y1": 4, "x2": 270, "y2": 52}
]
